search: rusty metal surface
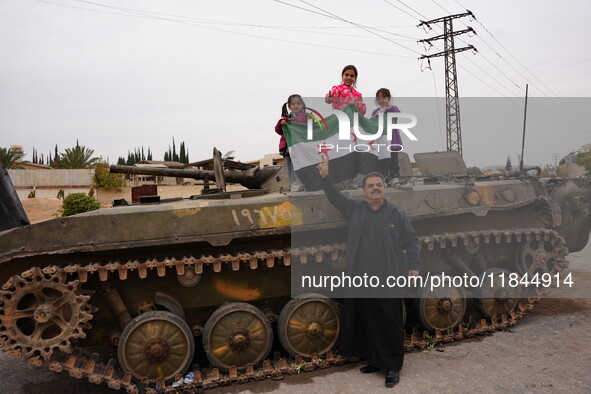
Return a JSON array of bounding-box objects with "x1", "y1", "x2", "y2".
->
[
  {"x1": 0, "y1": 227, "x2": 569, "y2": 392},
  {"x1": 0, "y1": 268, "x2": 93, "y2": 360}
]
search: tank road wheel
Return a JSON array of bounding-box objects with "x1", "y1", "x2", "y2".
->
[
  {"x1": 0, "y1": 269, "x2": 92, "y2": 360},
  {"x1": 118, "y1": 311, "x2": 194, "y2": 382},
  {"x1": 418, "y1": 286, "x2": 466, "y2": 331},
  {"x1": 474, "y1": 268, "x2": 518, "y2": 319},
  {"x1": 278, "y1": 294, "x2": 340, "y2": 358},
  {"x1": 518, "y1": 237, "x2": 566, "y2": 277},
  {"x1": 203, "y1": 302, "x2": 272, "y2": 372}
]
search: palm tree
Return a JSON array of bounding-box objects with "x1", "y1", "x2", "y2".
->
[
  {"x1": 56, "y1": 144, "x2": 99, "y2": 169},
  {"x1": 0, "y1": 147, "x2": 23, "y2": 169}
]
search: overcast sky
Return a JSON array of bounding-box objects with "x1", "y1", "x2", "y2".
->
[{"x1": 1, "y1": 0, "x2": 590, "y2": 168}]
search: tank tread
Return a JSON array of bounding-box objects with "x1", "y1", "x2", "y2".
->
[{"x1": 0, "y1": 227, "x2": 569, "y2": 392}]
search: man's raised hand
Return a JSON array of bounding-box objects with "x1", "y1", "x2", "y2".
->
[{"x1": 317, "y1": 155, "x2": 329, "y2": 178}]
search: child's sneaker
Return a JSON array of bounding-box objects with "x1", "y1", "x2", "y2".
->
[
  {"x1": 291, "y1": 182, "x2": 304, "y2": 191},
  {"x1": 345, "y1": 180, "x2": 358, "y2": 190},
  {"x1": 387, "y1": 177, "x2": 400, "y2": 187}
]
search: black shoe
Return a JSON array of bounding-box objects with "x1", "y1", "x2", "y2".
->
[
  {"x1": 359, "y1": 364, "x2": 380, "y2": 374},
  {"x1": 385, "y1": 370, "x2": 400, "y2": 388}
]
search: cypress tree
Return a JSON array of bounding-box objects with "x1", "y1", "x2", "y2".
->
[{"x1": 179, "y1": 142, "x2": 186, "y2": 164}]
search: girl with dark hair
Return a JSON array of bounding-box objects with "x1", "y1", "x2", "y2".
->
[
  {"x1": 372, "y1": 88, "x2": 402, "y2": 186},
  {"x1": 325, "y1": 65, "x2": 366, "y2": 115},
  {"x1": 275, "y1": 94, "x2": 306, "y2": 191}
]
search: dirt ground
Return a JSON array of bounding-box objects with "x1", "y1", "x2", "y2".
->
[
  {"x1": 20, "y1": 198, "x2": 63, "y2": 223},
  {"x1": 2, "y1": 206, "x2": 590, "y2": 393}
]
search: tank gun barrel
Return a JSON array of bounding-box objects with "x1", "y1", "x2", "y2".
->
[
  {"x1": 111, "y1": 165, "x2": 220, "y2": 180},
  {"x1": 109, "y1": 164, "x2": 277, "y2": 189}
]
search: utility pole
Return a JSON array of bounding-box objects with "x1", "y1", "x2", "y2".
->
[
  {"x1": 519, "y1": 84, "x2": 529, "y2": 172},
  {"x1": 419, "y1": 11, "x2": 476, "y2": 157}
]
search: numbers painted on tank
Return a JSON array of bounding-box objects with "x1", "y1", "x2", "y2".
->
[{"x1": 231, "y1": 202, "x2": 302, "y2": 228}]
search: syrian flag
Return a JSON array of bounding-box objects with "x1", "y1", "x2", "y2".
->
[{"x1": 283, "y1": 105, "x2": 392, "y2": 191}]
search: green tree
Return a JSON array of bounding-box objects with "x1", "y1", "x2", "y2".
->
[
  {"x1": 91, "y1": 162, "x2": 125, "y2": 192},
  {"x1": 51, "y1": 144, "x2": 59, "y2": 167},
  {"x1": 505, "y1": 156, "x2": 512, "y2": 171},
  {"x1": 56, "y1": 143, "x2": 99, "y2": 169},
  {"x1": 0, "y1": 147, "x2": 23, "y2": 169},
  {"x1": 179, "y1": 142, "x2": 186, "y2": 164},
  {"x1": 172, "y1": 137, "x2": 178, "y2": 162}
]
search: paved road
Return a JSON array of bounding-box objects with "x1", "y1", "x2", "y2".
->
[{"x1": 2, "y1": 244, "x2": 590, "y2": 394}]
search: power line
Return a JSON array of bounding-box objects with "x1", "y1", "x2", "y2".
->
[
  {"x1": 453, "y1": 0, "x2": 467, "y2": 9},
  {"x1": 70, "y1": 0, "x2": 422, "y2": 40},
  {"x1": 395, "y1": 0, "x2": 430, "y2": 20},
  {"x1": 33, "y1": 0, "x2": 416, "y2": 58},
  {"x1": 442, "y1": 0, "x2": 591, "y2": 125},
  {"x1": 382, "y1": 0, "x2": 427, "y2": 21},
  {"x1": 431, "y1": 0, "x2": 452, "y2": 14},
  {"x1": 292, "y1": 0, "x2": 422, "y2": 55},
  {"x1": 74, "y1": 0, "x2": 416, "y2": 30},
  {"x1": 274, "y1": 0, "x2": 423, "y2": 42},
  {"x1": 471, "y1": 15, "x2": 591, "y2": 124},
  {"x1": 456, "y1": 31, "x2": 590, "y2": 132}
]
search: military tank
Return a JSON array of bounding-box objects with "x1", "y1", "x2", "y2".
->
[{"x1": 0, "y1": 148, "x2": 589, "y2": 393}]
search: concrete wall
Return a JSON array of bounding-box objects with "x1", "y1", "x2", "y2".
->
[
  {"x1": 8, "y1": 169, "x2": 93, "y2": 187},
  {"x1": 8, "y1": 169, "x2": 93, "y2": 200}
]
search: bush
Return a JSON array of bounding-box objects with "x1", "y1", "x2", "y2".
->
[
  {"x1": 91, "y1": 162, "x2": 125, "y2": 192},
  {"x1": 467, "y1": 166, "x2": 482, "y2": 176},
  {"x1": 575, "y1": 152, "x2": 591, "y2": 177},
  {"x1": 61, "y1": 193, "x2": 101, "y2": 217}
]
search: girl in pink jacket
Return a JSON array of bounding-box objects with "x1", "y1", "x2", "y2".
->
[{"x1": 325, "y1": 65, "x2": 367, "y2": 115}]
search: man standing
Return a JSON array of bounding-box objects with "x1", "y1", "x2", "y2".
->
[{"x1": 317, "y1": 155, "x2": 420, "y2": 388}]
